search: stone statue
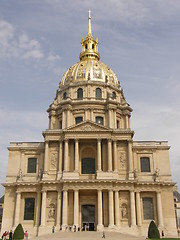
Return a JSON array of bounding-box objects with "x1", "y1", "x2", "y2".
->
[{"x1": 121, "y1": 204, "x2": 128, "y2": 219}]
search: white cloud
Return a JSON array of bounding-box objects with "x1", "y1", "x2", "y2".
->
[{"x1": 0, "y1": 19, "x2": 60, "y2": 64}]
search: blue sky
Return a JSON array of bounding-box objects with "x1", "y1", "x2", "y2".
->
[{"x1": 0, "y1": 0, "x2": 180, "y2": 196}]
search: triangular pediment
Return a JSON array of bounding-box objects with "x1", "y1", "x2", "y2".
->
[{"x1": 66, "y1": 120, "x2": 110, "y2": 132}]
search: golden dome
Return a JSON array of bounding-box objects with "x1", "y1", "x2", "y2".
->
[
  {"x1": 60, "y1": 60, "x2": 119, "y2": 86},
  {"x1": 60, "y1": 11, "x2": 119, "y2": 87}
]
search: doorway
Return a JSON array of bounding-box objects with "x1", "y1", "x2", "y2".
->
[{"x1": 82, "y1": 204, "x2": 95, "y2": 231}]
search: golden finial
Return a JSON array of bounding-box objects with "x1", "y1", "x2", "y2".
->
[{"x1": 87, "y1": 10, "x2": 92, "y2": 36}]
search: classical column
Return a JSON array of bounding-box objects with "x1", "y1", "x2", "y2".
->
[
  {"x1": 128, "y1": 141, "x2": 133, "y2": 173},
  {"x1": 130, "y1": 191, "x2": 136, "y2": 226},
  {"x1": 97, "y1": 139, "x2": 102, "y2": 171},
  {"x1": 115, "y1": 190, "x2": 120, "y2": 226},
  {"x1": 62, "y1": 110, "x2": 66, "y2": 129},
  {"x1": 40, "y1": 191, "x2": 47, "y2": 226},
  {"x1": 108, "y1": 190, "x2": 114, "y2": 227},
  {"x1": 66, "y1": 109, "x2": 70, "y2": 128},
  {"x1": 114, "y1": 110, "x2": 117, "y2": 128},
  {"x1": 73, "y1": 190, "x2": 79, "y2": 230},
  {"x1": 14, "y1": 191, "x2": 21, "y2": 227},
  {"x1": 136, "y1": 191, "x2": 142, "y2": 227},
  {"x1": 64, "y1": 139, "x2": 69, "y2": 171},
  {"x1": 157, "y1": 191, "x2": 164, "y2": 227},
  {"x1": 98, "y1": 190, "x2": 103, "y2": 227},
  {"x1": 35, "y1": 190, "x2": 41, "y2": 227},
  {"x1": 56, "y1": 191, "x2": 62, "y2": 228},
  {"x1": 108, "y1": 109, "x2": 112, "y2": 128},
  {"x1": 44, "y1": 141, "x2": 49, "y2": 174},
  {"x1": 62, "y1": 190, "x2": 68, "y2": 228},
  {"x1": 91, "y1": 109, "x2": 94, "y2": 121},
  {"x1": 75, "y1": 139, "x2": 79, "y2": 172},
  {"x1": 108, "y1": 139, "x2": 112, "y2": 171},
  {"x1": 113, "y1": 140, "x2": 118, "y2": 172},
  {"x1": 125, "y1": 115, "x2": 129, "y2": 128},
  {"x1": 58, "y1": 141, "x2": 63, "y2": 173}
]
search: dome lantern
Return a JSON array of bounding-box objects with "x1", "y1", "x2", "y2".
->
[{"x1": 79, "y1": 11, "x2": 100, "y2": 61}]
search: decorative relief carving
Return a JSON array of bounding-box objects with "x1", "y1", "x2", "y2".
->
[
  {"x1": 118, "y1": 151, "x2": 126, "y2": 169},
  {"x1": 81, "y1": 124, "x2": 94, "y2": 131},
  {"x1": 50, "y1": 152, "x2": 58, "y2": 170}
]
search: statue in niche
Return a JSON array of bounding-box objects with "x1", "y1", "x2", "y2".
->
[
  {"x1": 17, "y1": 169, "x2": 23, "y2": 181},
  {"x1": 153, "y1": 168, "x2": 160, "y2": 182},
  {"x1": 37, "y1": 169, "x2": 43, "y2": 180},
  {"x1": 133, "y1": 169, "x2": 138, "y2": 179},
  {"x1": 121, "y1": 204, "x2": 128, "y2": 219},
  {"x1": 48, "y1": 203, "x2": 55, "y2": 219}
]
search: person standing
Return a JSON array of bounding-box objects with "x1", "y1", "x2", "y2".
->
[
  {"x1": 24, "y1": 230, "x2": 28, "y2": 240},
  {"x1": 102, "y1": 230, "x2": 105, "y2": 238}
]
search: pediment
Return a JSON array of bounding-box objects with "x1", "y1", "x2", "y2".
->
[{"x1": 66, "y1": 120, "x2": 110, "y2": 132}]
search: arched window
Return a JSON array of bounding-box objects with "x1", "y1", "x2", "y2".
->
[
  {"x1": 140, "y1": 157, "x2": 150, "y2": 172},
  {"x1": 63, "y1": 92, "x2": 67, "y2": 99},
  {"x1": 77, "y1": 88, "x2": 83, "y2": 99},
  {"x1": 96, "y1": 88, "x2": 102, "y2": 99},
  {"x1": 96, "y1": 116, "x2": 104, "y2": 125},
  {"x1": 112, "y1": 91, "x2": 116, "y2": 99}
]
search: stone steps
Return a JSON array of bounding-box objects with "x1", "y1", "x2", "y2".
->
[{"x1": 30, "y1": 231, "x2": 145, "y2": 240}]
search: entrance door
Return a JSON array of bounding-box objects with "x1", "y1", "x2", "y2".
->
[{"x1": 82, "y1": 205, "x2": 95, "y2": 231}]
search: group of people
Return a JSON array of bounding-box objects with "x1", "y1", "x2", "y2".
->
[
  {"x1": 1, "y1": 231, "x2": 13, "y2": 240},
  {"x1": 1, "y1": 230, "x2": 28, "y2": 240}
]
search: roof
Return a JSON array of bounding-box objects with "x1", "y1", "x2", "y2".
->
[
  {"x1": 174, "y1": 191, "x2": 180, "y2": 202},
  {"x1": 0, "y1": 195, "x2": 4, "y2": 204}
]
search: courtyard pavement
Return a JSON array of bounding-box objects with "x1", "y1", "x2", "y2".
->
[{"x1": 30, "y1": 231, "x2": 146, "y2": 240}]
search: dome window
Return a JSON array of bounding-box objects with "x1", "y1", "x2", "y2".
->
[
  {"x1": 92, "y1": 44, "x2": 94, "y2": 49},
  {"x1": 63, "y1": 92, "x2": 67, "y2": 99},
  {"x1": 77, "y1": 88, "x2": 83, "y2": 99},
  {"x1": 112, "y1": 91, "x2": 116, "y2": 99},
  {"x1": 96, "y1": 88, "x2": 102, "y2": 99},
  {"x1": 75, "y1": 117, "x2": 83, "y2": 124},
  {"x1": 85, "y1": 44, "x2": 88, "y2": 50},
  {"x1": 96, "y1": 116, "x2": 104, "y2": 125}
]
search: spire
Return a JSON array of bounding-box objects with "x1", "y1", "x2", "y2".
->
[
  {"x1": 87, "y1": 10, "x2": 92, "y2": 36},
  {"x1": 79, "y1": 11, "x2": 100, "y2": 61}
]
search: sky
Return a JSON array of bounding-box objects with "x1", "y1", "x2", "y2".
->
[{"x1": 0, "y1": 0, "x2": 180, "y2": 197}]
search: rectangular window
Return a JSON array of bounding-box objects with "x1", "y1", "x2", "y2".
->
[
  {"x1": 177, "y1": 209, "x2": 180, "y2": 228},
  {"x1": 142, "y1": 197, "x2": 154, "y2": 220},
  {"x1": 140, "y1": 157, "x2": 150, "y2": 172},
  {"x1": 75, "y1": 117, "x2": 83, "y2": 124},
  {"x1": 27, "y1": 158, "x2": 37, "y2": 173},
  {"x1": 96, "y1": 116, "x2": 104, "y2": 125},
  {"x1": 81, "y1": 158, "x2": 95, "y2": 174},
  {"x1": 24, "y1": 198, "x2": 35, "y2": 220}
]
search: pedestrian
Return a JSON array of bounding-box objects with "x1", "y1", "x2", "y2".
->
[
  {"x1": 102, "y1": 230, "x2": 105, "y2": 238},
  {"x1": 162, "y1": 230, "x2": 164, "y2": 237},
  {"x1": 24, "y1": 230, "x2": 28, "y2": 240},
  {"x1": 9, "y1": 230, "x2": 13, "y2": 240}
]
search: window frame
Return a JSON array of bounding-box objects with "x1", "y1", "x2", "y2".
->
[
  {"x1": 96, "y1": 116, "x2": 104, "y2": 125},
  {"x1": 140, "y1": 157, "x2": 151, "y2": 173},
  {"x1": 63, "y1": 92, "x2": 67, "y2": 99},
  {"x1": 24, "y1": 198, "x2": 35, "y2": 220},
  {"x1": 27, "y1": 158, "x2": 37, "y2": 173},
  {"x1": 77, "y1": 88, "x2": 83, "y2": 99},
  {"x1": 142, "y1": 197, "x2": 154, "y2": 220},
  {"x1": 96, "y1": 88, "x2": 102, "y2": 99},
  {"x1": 75, "y1": 116, "x2": 83, "y2": 124}
]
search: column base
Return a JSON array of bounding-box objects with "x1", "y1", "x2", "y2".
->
[
  {"x1": 57, "y1": 172, "x2": 62, "y2": 180},
  {"x1": 97, "y1": 224, "x2": 104, "y2": 231},
  {"x1": 128, "y1": 171, "x2": 134, "y2": 180},
  {"x1": 42, "y1": 173, "x2": 48, "y2": 180},
  {"x1": 62, "y1": 171, "x2": 79, "y2": 179},
  {"x1": 108, "y1": 224, "x2": 115, "y2": 229}
]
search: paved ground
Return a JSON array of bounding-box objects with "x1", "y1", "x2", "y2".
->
[{"x1": 30, "y1": 231, "x2": 146, "y2": 240}]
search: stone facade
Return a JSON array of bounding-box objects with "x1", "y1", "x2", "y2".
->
[{"x1": 1, "y1": 13, "x2": 178, "y2": 237}]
